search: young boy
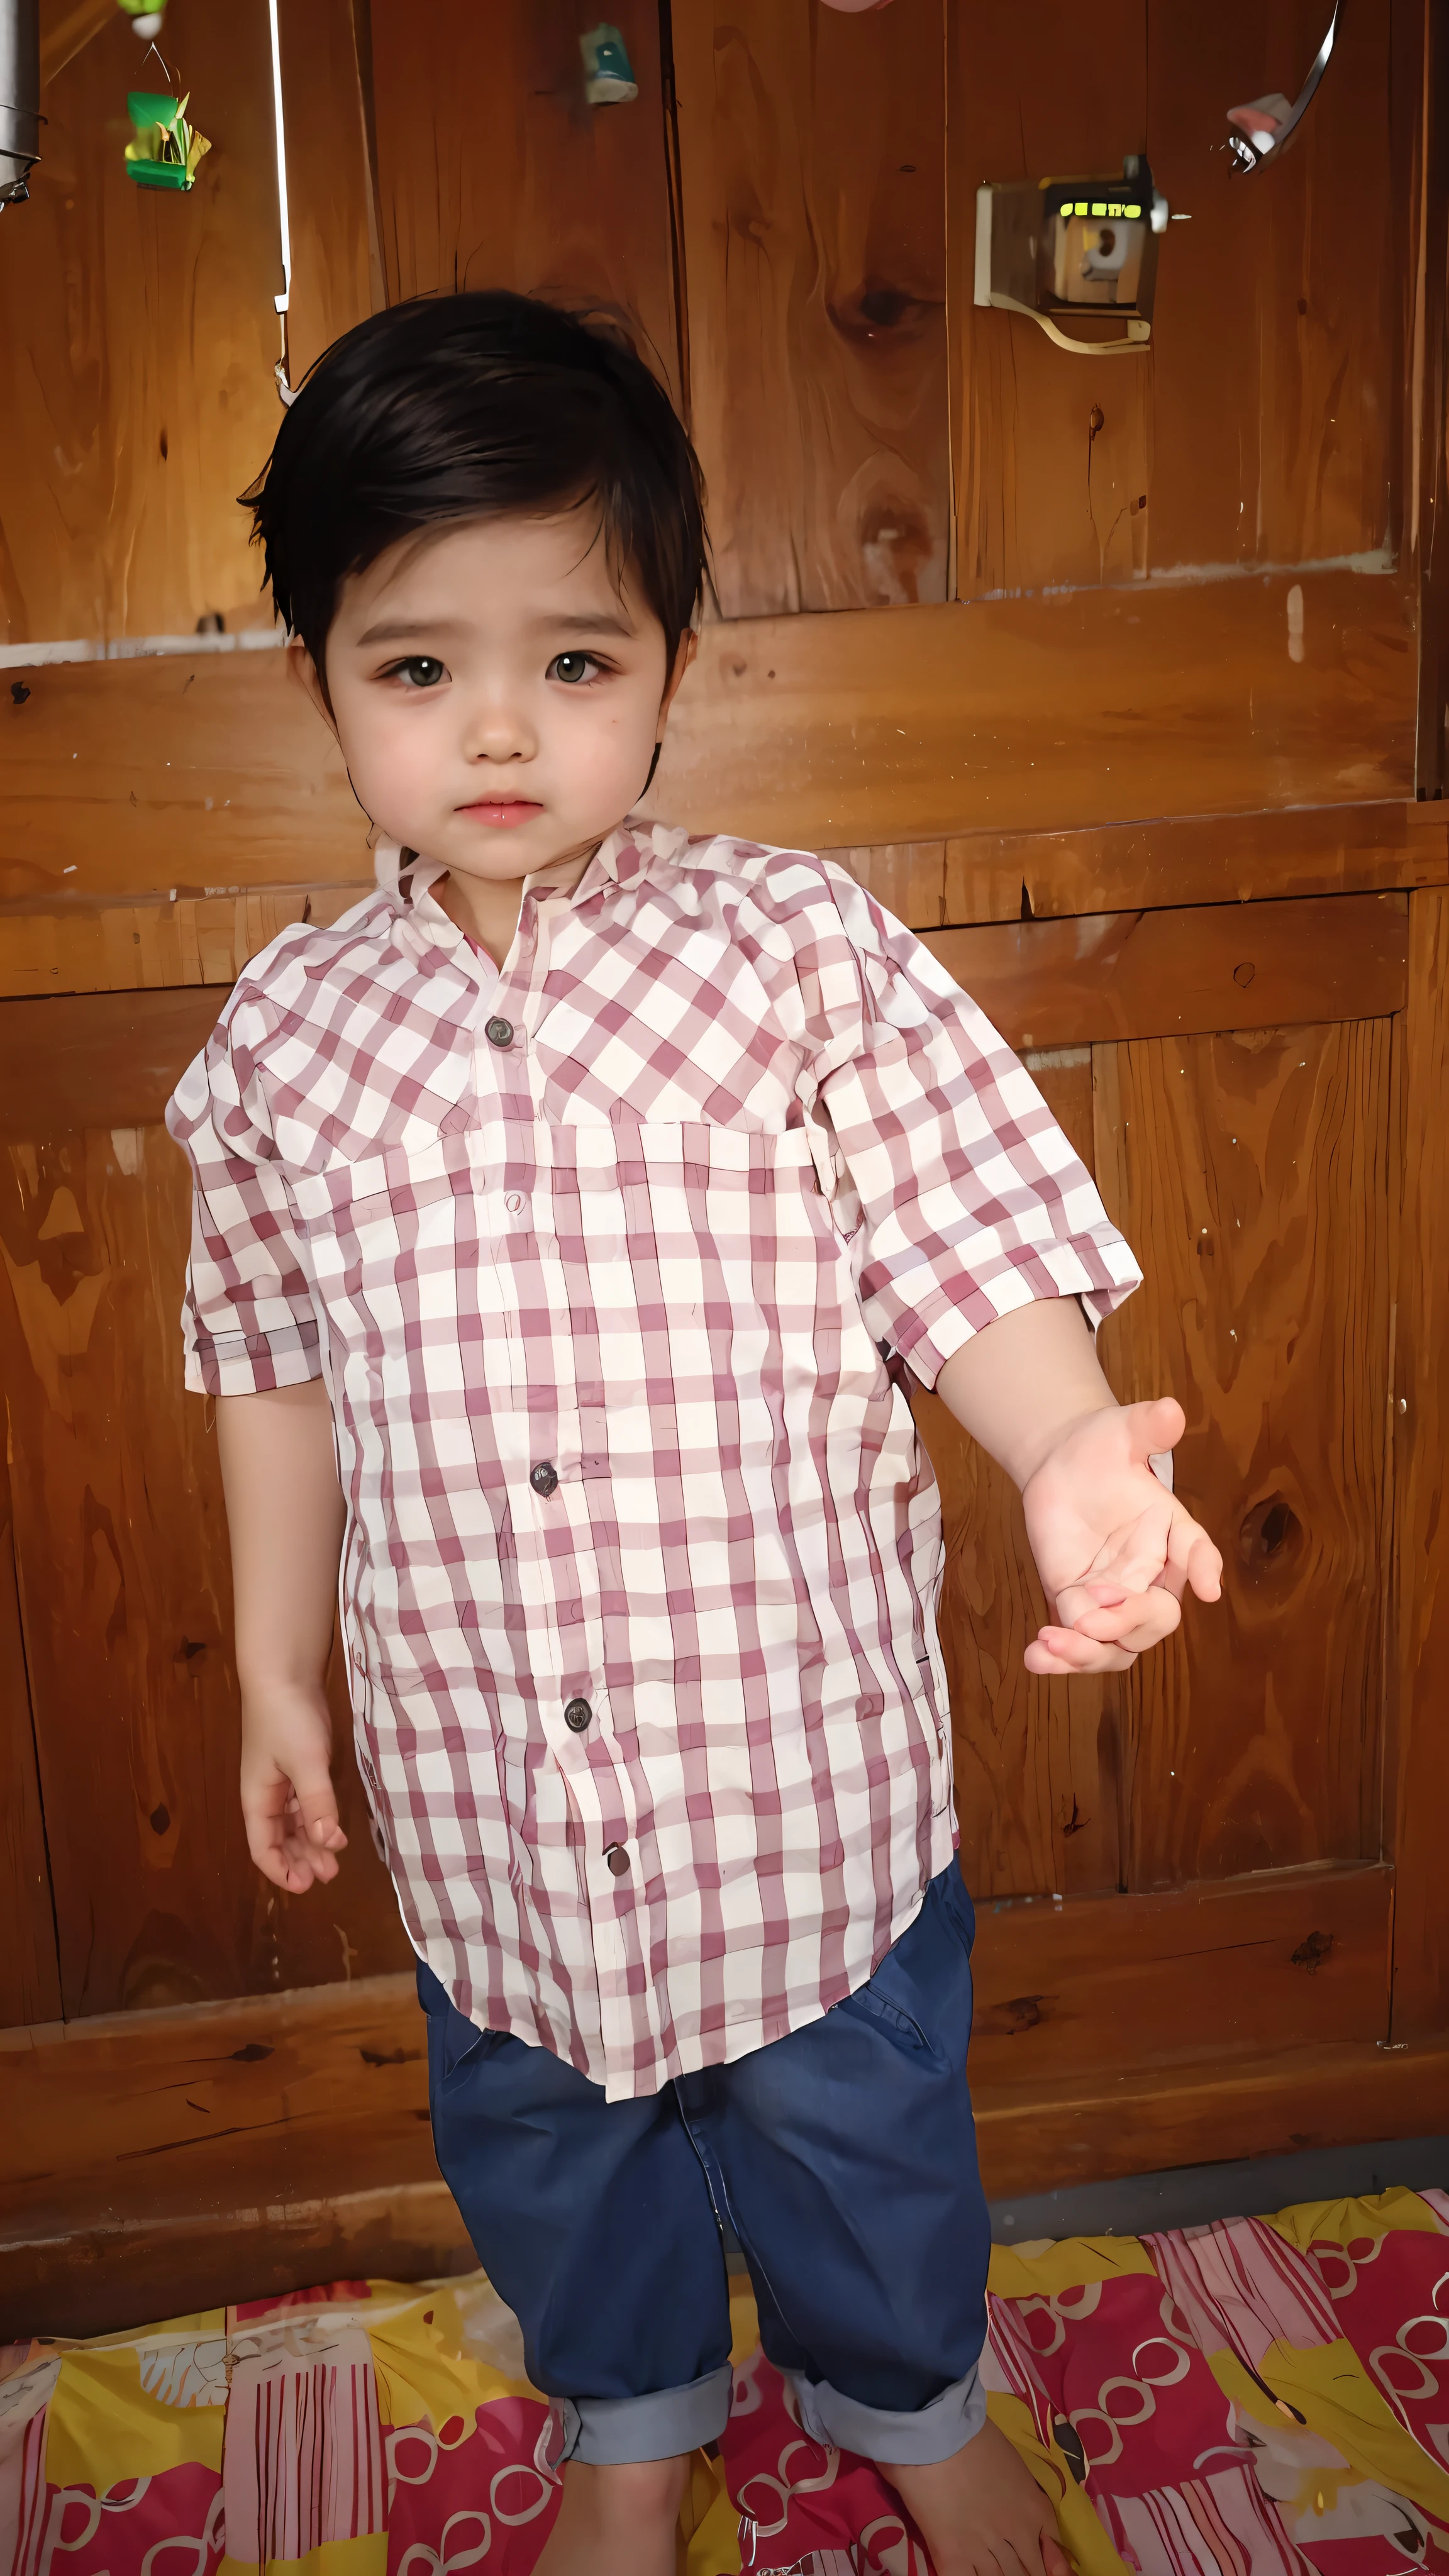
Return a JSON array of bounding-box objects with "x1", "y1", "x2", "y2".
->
[{"x1": 167, "y1": 293, "x2": 1221, "y2": 2576}]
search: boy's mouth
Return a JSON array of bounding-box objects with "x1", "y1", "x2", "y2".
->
[{"x1": 458, "y1": 799, "x2": 544, "y2": 828}]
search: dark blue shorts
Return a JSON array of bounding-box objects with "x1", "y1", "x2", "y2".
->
[{"x1": 418, "y1": 1861, "x2": 991, "y2": 2468}]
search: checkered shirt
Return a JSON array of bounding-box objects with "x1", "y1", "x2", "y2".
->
[{"x1": 167, "y1": 824, "x2": 1140, "y2": 2098}]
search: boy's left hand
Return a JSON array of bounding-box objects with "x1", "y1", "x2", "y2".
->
[{"x1": 1020, "y1": 1396, "x2": 1223, "y2": 1674}]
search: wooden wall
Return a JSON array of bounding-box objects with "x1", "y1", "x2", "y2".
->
[{"x1": 3, "y1": 0, "x2": 1449, "y2": 2324}]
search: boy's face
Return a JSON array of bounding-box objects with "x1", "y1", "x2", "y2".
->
[{"x1": 294, "y1": 510, "x2": 691, "y2": 887}]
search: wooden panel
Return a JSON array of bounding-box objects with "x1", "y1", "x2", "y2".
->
[
  {"x1": 942, "y1": 802, "x2": 1449, "y2": 931},
  {"x1": 1094, "y1": 1019, "x2": 1394, "y2": 1887},
  {"x1": 2, "y1": 648, "x2": 367, "y2": 907},
  {"x1": 0, "y1": 1877, "x2": 1418, "y2": 2338},
  {"x1": 969, "y1": 1865, "x2": 1391, "y2": 2087},
  {"x1": 0, "y1": 1440, "x2": 61, "y2": 2029},
  {"x1": 645, "y1": 572, "x2": 1416, "y2": 847},
  {"x1": 1409, "y1": 0, "x2": 1449, "y2": 795},
  {"x1": 278, "y1": 0, "x2": 381, "y2": 385},
  {"x1": 0, "y1": 0, "x2": 283, "y2": 646},
  {"x1": 918, "y1": 1052, "x2": 1124, "y2": 1902},
  {"x1": 826, "y1": 843, "x2": 949, "y2": 933},
  {"x1": 947, "y1": 0, "x2": 1395, "y2": 599},
  {"x1": 3, "y1": 577, "x2": 1414, "y2": 924},
  {"x1": 1390, "y1": 891, "x2": 1449, "y2": 2035},
  {"x1": 0, "y1": 882, "x2": 372, "y2": 1003},
  {"x1": 370, "y1": 0, "x2": 679, "y2": 401},
  {"x1": 924, "y1": 893, "x2": 1409, "y2": 1052},
  {"x1": 0, "y1": 989, "x2": 229, "y2": 1137},
  {"x1": 672, "y1": 0, "x2": 948, "y2": 617},
  {"x1": 0, "y1": 1126, "x2": 411, "y2": 2016}
]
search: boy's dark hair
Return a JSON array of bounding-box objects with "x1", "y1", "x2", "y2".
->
[{"x1": 245, "y1": 292, "x2": 707, "y2": 674}]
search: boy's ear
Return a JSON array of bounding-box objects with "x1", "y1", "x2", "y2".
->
[{"x1": 286, "y1": 636, "x2": 336, "y2": 735}]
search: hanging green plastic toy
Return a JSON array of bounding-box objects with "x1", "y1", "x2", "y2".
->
[
  {"x1": 579, "y1": 25, "x2": 638, "y2": 105},
  {"x1": 125, "y1": 89, "x2": 210, "y2": 189}
]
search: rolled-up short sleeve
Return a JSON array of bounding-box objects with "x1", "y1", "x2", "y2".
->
[
  {"x1": 811, "y1": 872, "x2": 1141, "y2": 1389},
  {"x1": 165, "y1": 995, "x2": 321, "y2": 1398}
]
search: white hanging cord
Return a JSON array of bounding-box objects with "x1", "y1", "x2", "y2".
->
[{"x1": 267, "y1": 0, "x2": 294, "y2": 401}]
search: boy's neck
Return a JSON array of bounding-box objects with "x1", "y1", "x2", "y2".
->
[{"x1": 435, "y1": 843, "x2": 596, "y2": 969}]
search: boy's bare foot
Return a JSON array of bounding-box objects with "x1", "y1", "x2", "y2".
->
[
  {"x1": 531, "y1": 2453, "x2": 692, "y2": 2576},
  {"x1": 881, "y1": 2412, "x2": 1072, "y2": 2576}
]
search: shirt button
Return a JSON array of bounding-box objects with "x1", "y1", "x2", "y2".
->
[
  {"x1": 564, "y1": 1697, "x2": 593, "y2": 1733},
  {"x1": 530, "y1": 1461, "x2": 559, "y2": 1497},
  {"x1": 504, "y1": 1191, "x2": 524, "y2": 1214},
  {"x1": 605, "y1": 1843, "x2": 630, "y2": 1876},
  {"x1": 485, "y1": 1016, "x2": 514, "y2": 1049}
]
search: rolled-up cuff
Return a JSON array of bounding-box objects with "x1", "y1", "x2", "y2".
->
[
  {"x1": 536, "y1": 2362, "x2": 733, "y2": 2468},
  {"x1": 787, "y1": 2360, "x2": 986, "y2": 2466}
]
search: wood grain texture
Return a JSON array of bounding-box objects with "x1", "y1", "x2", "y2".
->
[
  {"x1": 1389, "y1": 891, "x2": 1449, "y2": 2036},
  {"x1": 916, "y1": 1052, "x2": 1124, "y2": 1902},
  {"x1": 645, "y1": 572, "x2": 1418, "y2": 846},
  {"x1": 0, "y1": 1440, "x2": 61, "y2": 2029},
  {"x1": 0, "y1": 0, "x2": 283, "y2": 647},
  {"x1": 3, "y1": 576, "x2": 1414, "y2": 920},
  {"x1": 968, "y1": 1864, "x2": 1392, "y2": 2087},
  {"x1": 278, "y1": 0, "x2": 382, "y2": 386},
  {"x1": 0, "y1": 989, "x2": 230, "y2": 1137},
  {"x1": 0, "y1": 883, "x2": 372, "y2": 1002},
  {"x1": 0, "y1": 1126, "x2": 411, "y2": 2016},
  {"x1": 947, "y1": 0, "x2": 1395, "y2": 599},
  {"x1": 370, "y1": 0, "x2": 679, "y2": 401},
  {"x1": 924, "y1": 893, "x2": 1409, "y2": 1052},
  {"x1": 1408, "y1": 0, "x2": 1449, "y2": 794},
  {"x1": 672, "y1": 0, "x2": 948, "y2": 616},
  {"x1": 942, "y1": 802, "x2": 1449, "y2": 931},
  {"x1": 1094, "y1": 1020, "x2": 1394, "y2": 1888}
]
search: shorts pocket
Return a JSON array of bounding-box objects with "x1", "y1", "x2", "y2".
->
[{"x1": 417, "y1": 1960, "x2": 498, "y2": 2081}]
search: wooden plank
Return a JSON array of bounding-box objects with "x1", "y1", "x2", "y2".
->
[
  {"x1": 0, "y1": 882, "x2": 372, "y2": 1002},
  {"x1": 1409, "y1": 0, "x2": 1449, "y2": 796},
  {"x1": 0, "y1": 989, "x2": 229, "y2": 1137},
  {"x1": 1094, "y1": 1019, "x2": 1394, "y2": 1889},
  {"x1": 917, "y1": 1051, "x2": 1124, "y2": 1902},
  {"x1": 278, "y1": 0, "x2": 382, "y2": 385},
  {"x1": 969, "y1": 1865, "x2": 1392, "y2": 2089},
  {"x1": 370, "y1": 0, "x2": 679, "y2": 403},
  {"x1": 0, "y1": 0, "x2": 284, "y2": 647},
  {"x1": 1389, "y1": 891, "x2": 1449, "y2": 2035},
  {"x1": 0, "y1": 1440, "x2": 61, "y2": 2029},
  {"x1": 0, "y1": 1126, "x2": 413, "y2": 2016},
  {"x1": 923, "y1": 893, "x2": 1409, "y2": 1052},
  {"x1": 941, "y1": 802, "x2": 1449, "y2": 931},
  {"x1": 3, "y1": 576, "x2": 1415, "y2": 917},
  {"x1": 672, "y1": 0, "x2": 948, "y2": 617},
  {"x1": 645, "y1": 572, "x2": 1418, "y2": 846},
  {"x1": 947, "y1": 0, "x2": 1395, "y2": 599}
]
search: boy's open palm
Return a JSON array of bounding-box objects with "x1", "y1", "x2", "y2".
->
[
  {"x1": 240, "y1": 1683, "x2": 349, "y2": 1893},
  {"x1": 1021, "y1": 1397, "x2": 1223, "y2": 1675}
]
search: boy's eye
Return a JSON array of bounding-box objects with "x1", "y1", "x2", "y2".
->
[
  {"x1": 388, "y1": 656, "x2": 447, "y2": 688},
  {"x1": 548, "y1": 651, "x2": 600, "y2": 686}
]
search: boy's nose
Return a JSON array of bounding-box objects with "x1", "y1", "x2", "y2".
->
[{"x1": 462, "y1": 696, "x2": 536, "y2": 762}]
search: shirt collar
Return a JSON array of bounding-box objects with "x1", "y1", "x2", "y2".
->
[{"x1": 374, "y1": 815, "x2": 692, "y2": 929}]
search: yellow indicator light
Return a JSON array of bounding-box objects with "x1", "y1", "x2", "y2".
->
[
  {"x1": 1124, "y1": 203, "x2": 1141, "y2": 217},
  {"x1": 1107, "y1": 203, "x2": 1123, "y2": 216},
  {"x1": 1074, "y1": 200, "x2": 1088, "y2": 215},
  {"x1": 1091, "y1": 201, "x2": 1107, "y2": 216}
]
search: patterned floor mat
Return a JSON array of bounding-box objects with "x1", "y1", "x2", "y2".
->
[{"x1": 3, "y1": 2187, "x2": 1446, "y2": 2576}]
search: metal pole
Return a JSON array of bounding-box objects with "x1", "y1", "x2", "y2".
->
[{"x1": 0, "y1": 0, "x2": 40, "y2": 208}]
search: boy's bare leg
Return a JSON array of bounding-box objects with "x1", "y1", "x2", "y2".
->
[
  {"x1": 882, "y1": 2414, "x2": 1072, "y2": 2576},
  {"x1": 532, "y1": 2454, "x2": 694, "y2": 2576}
]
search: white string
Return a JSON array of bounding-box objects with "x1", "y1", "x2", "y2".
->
[{"x1": 267, "y1": 0, "x2": 294, "y2": 401}]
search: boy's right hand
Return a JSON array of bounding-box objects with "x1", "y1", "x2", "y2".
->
[{"x1": 240, "y1": 1683, "x2": 348, "y2": 1892}]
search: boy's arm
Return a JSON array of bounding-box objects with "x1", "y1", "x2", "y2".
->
[
  {"x1": 217, "y1": 1380, "x2": 350, "y2": 1891},
  {"x1": 935, "y1": 1298, "x2": 1222, "y2": 1675}
]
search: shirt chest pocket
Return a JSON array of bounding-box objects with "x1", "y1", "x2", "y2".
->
[
  {"x1": 291, "y1": 1145, "x2": 502, "y2": 1350},
  {"x1": 609, "y1": 1119, "x2": 830, "y2": 1285}
]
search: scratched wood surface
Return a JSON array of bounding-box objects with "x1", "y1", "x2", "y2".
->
[
  {"x1": 0, "y1": 1125, "x2": 411, "y2": 2017},
  {"x1": 370, "y1": 0, "x2": 679, "y2": 402},
  {"x1": 672, "y1": 0, "x2": 948, "y2": 617},
  {"x1": 948, "y1": 0, "x2": 1396, "y2": 599},
  {"x1": 916, "y1": 1051, "x2": 1123, "y2": 1901},
  {"x1": 0, "y1": 0, "x2": 282, "y2": 648},
  {"x1": 1094, "y1": 1019, "x2": 1394, "y2": 1889},
  {"x1": 1390, "y1": 892, "x2": 1449, "y2": 2035},
  {"x1": 278, "y1": 0, "x2": 381, "y2": 386},
  {"x1": 0, "y1": 1439, "x2": 61, "y2": 2029}
]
